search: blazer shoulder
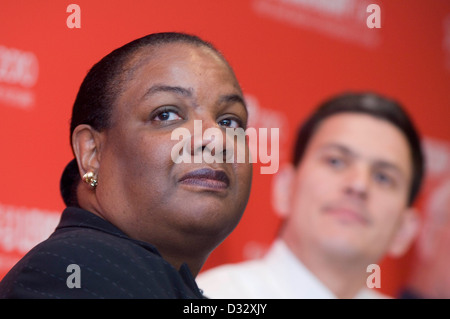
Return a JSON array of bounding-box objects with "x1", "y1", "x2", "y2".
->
[{"x1": 0, "y1": 227, "x2": 194, "y2": 298}]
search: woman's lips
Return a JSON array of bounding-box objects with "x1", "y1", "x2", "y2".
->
[{"x1": 179, "y1": 168, "x2": 230, "y2": 190}]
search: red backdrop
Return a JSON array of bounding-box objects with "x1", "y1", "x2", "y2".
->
[{"x1": 1, "y1": 0, "x2": 449, "y2": 297}]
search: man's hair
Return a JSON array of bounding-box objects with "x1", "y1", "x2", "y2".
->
[
  {"x1": 292, "y1": 92, "x2": 425, "y2": 206},
  {"x1": 60, "y1": 32, "x2": 229, "y2": 207}
]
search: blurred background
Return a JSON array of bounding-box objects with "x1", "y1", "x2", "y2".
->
[{"x1": 1, "y1": 0, "x2": 449, "y2": 297}]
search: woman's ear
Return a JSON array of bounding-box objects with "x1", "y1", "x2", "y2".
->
[
  {"x1": 72, "y1": 124, "x2": 103, "y2": 178},
  {"x1": 387, "y1": 207, "x2": 421, "y2": 258},
  {"x1": 271, "y1": 163, "x2": 296, "y2": 218}
]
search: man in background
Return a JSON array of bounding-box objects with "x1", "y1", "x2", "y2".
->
[
  {"x1": 197, "y1": 92, "x2": 424, "y2": 298},
  {"x1": 400, "y1": 178, "x2": 450, "y2": 298}
]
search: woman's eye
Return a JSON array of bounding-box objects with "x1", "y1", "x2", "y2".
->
[
  {"x1": 153, "y1": 110, "x2": 181, "y2": 122},
  {"x1": 218, "y1": 118, "x2": 241, "y2": 128}
]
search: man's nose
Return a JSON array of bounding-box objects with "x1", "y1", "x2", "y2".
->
[{"x1": 344, "y1": 163, "x2": 371, "y2": 200}]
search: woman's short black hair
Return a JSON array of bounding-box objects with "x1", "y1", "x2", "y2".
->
[
  {"x1": 292, "y1": 92, "x2": 425, "y2": 206},
  {"x1": 60, "y1": 32, "x2": 227, "y2": 207}
]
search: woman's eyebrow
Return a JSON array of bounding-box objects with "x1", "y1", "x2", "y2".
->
[
  {"x1": 141, "y1": 85, "x2": 247, "y2": 116},
  {"x1": 143, "y1": 84, "x2": 193, "y2": 99},
  {"x1": 218, "y1": 93, "x2": 248, "y2": 115},
  {"x1": 218, "y1": 93, "x2": 246, "y2": 106}
]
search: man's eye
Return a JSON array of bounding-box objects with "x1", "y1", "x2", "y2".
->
[
  {"x1": 218, "y1": 118, "x2": 241, "y2": 128},
  {"x1": 373, "y1": 171, "x2": 394, "y2": 186},
  {"x1": 326, "y1": 156, "x2": 345, "y2": 169},
  {"x1": 153, "y1": 110, "x2": 181, "y2": 121}
]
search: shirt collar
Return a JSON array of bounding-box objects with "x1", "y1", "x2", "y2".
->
[
  {"x1": 264, "y1": 239, "x2": 388, "y2": 299},
  {"x1": 263, "y1": 239, "x2": 337, "y2": 298}
]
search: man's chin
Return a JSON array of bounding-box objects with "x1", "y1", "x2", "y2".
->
[{"x1": 318, "y1": 235, "x2": 367, "y2": 260}]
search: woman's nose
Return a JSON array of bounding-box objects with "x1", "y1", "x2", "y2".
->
[{"x1": 189, "y1": 119, "x2": 228, "y2": 163}]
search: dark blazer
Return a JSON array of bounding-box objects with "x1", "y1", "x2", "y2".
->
[{"x1": 0, "y1": 207, "x2": 204, "y2": 299}]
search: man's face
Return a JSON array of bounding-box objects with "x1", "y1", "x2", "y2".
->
[
  {"x1": 94, "y1": 43, "x2": 252, "y2": 252},
  {"x1": 283, "y1": 113, "x2": 413, "y2": 262}
]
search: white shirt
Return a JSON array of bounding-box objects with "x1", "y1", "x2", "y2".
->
[{"x1": 196, "y1": 239, "x2": 390, "y2": 299}]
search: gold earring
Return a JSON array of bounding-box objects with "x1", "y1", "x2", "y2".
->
[{"x1": 83, "y1": 171, "x2": 98, "y2": 188}]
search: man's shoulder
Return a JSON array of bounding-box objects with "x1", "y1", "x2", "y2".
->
[
  {"x1": 356, "y1": 288, "x2": 393, "y2": 299},
  {"x1": 199, "y1": 258, "x2": 265, "y2": 280},
  {"x1": 197, "y1": 259, "x2": 270, "y2": 298}
]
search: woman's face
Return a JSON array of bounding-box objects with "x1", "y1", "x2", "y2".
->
[{"x1": 93, "y1": 43, "x2": 252, "y2": 254}]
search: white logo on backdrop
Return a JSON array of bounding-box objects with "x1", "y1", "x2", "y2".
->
[
  {"x1": 443, "y1": 14, "x2": 450, "y2": 71},
  {"x1": 423, "y1": 137, "x2": 450, "y2": 177},
  {"x1": 245, "y1": 93, "x2": 289, "y2": 164},
  {"x1": 0, "y1": 45, "x2": 39, "y2": 109},
  {"x1": 252, "y1": 0, "x2": 382, "y2": 48},
  {"x1": 0, "y1": 203, "x2": 59, "y2": 254}
]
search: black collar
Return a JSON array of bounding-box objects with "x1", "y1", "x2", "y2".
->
[
  {"x1": 56, "y1": 207, "x2": 155, "y2": 249},
  {"x1": 56, "y1": 207, "x2": 204, "y2": 298}
]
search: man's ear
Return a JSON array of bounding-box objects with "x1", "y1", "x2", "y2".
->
[
  {"x1": 72, "y1": 124, "x2": 103, "y2": 178},
  {"x1": 387, "y1": 207, "x2": 421, "y2": 258},
  {"x1": 271, "y1": 163, "x2": 296, "y2": 218}
]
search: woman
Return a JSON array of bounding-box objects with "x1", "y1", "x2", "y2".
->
[{"x1": 0, "y1": 32, "x2": 252, "y2": 298}]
